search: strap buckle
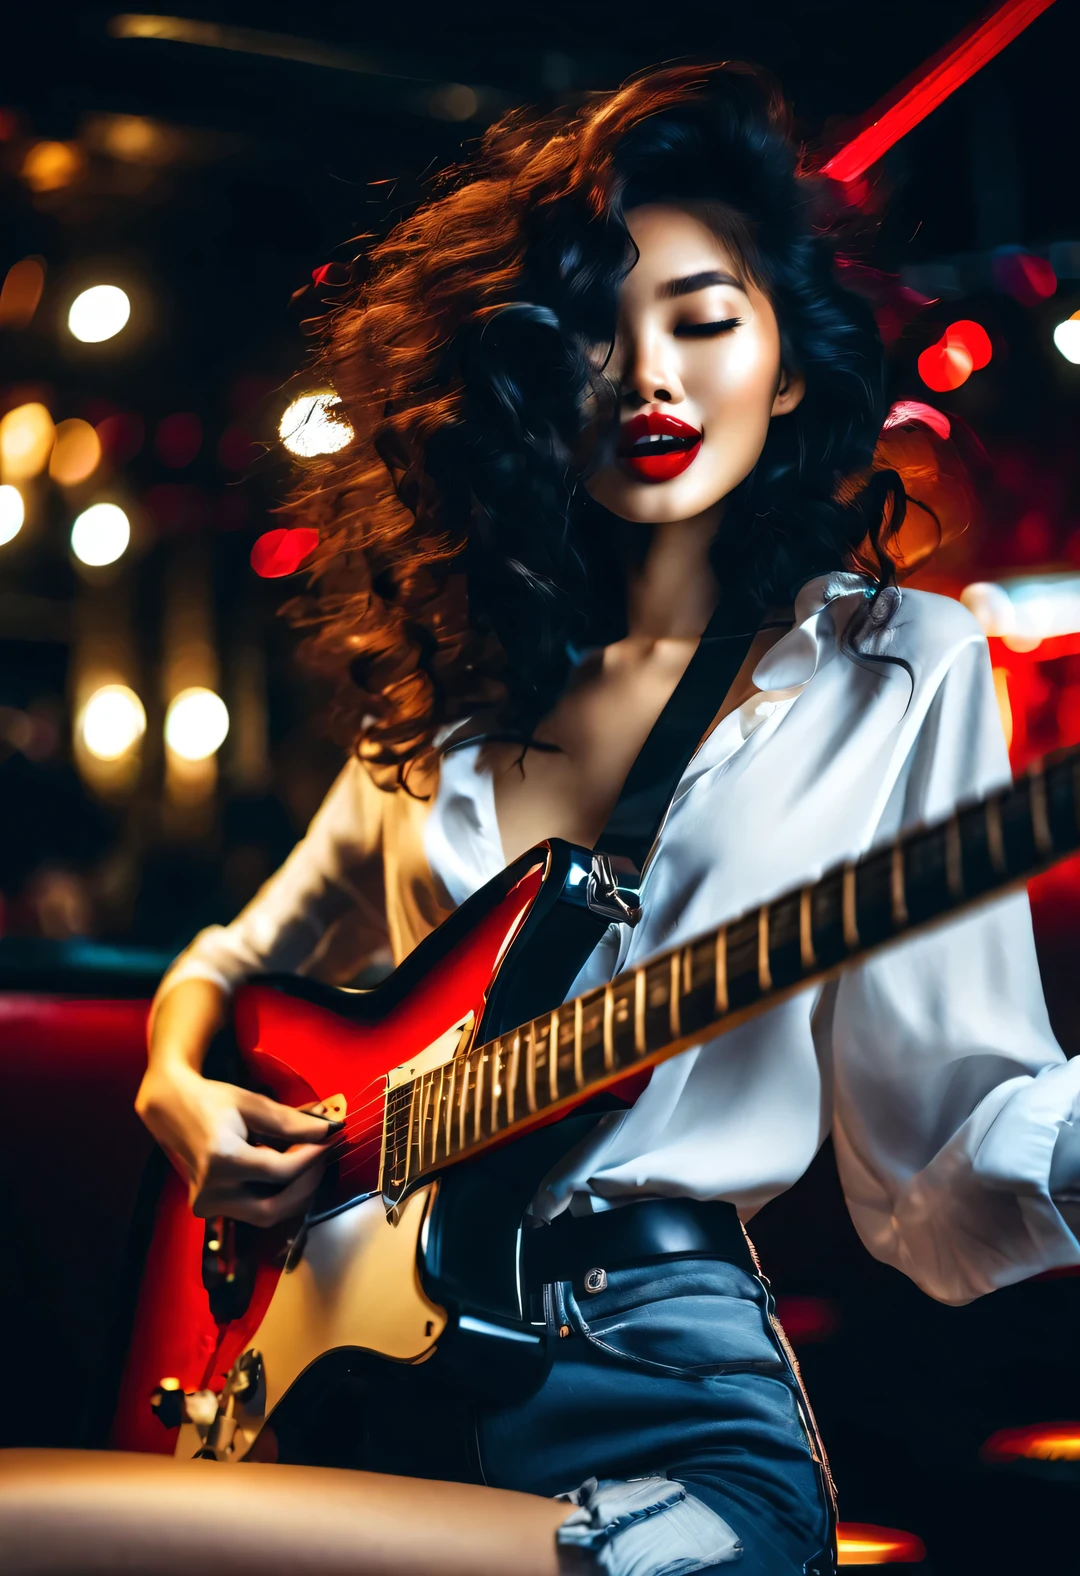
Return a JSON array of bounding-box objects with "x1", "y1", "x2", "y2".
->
[{"x1": 586, "y1": 853, "x2": 642, "y2": 927}]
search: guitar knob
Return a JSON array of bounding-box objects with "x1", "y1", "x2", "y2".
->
[{"x1": 150, "y1": 1377, "x2": 185, "y2": 1429}]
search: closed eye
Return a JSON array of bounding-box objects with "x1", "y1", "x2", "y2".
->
[{"x1": 674, "y1": 317, "x2": 743, "y2": 339}]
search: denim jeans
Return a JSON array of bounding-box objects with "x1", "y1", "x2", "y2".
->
[
  {"x1": 346, "y1": 1256, "x2": 833, "y2": 1574},
  {"x1": 474, "y1": 1258, "x2": 834, "y2": 1576}
]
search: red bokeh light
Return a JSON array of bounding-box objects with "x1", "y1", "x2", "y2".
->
[
  {"x1": 144, "y1": 483, "x2": 211, "y2": 535},
  {"x1": 944, "y1": 319, "x2": 992, "y2": 370},
  {"x1": 917, "y1": 339, "x2": 973, "y2": 393},
  {"x1": 836, "y1": 1522, "x2": 926, "y2": 1566},
  {"x1": 155, "y1": 413, "x2": 203, "y2": 469},
  {"x1": 96, "y1": 412, "x2": 144, "y2": 463},
  {"x1": 774, "y1": 1295, "x2": 841, "y2": 1345},
  {"x1": 250, "y1": 526, "x2": 319, "y2": 578},
  {"x1": 981, "y1": 1422, "x2": 1080, "y2": 1466},
  {"x1": 882, "y1": 401, "x2": 951, "y2": 441},
  {"x1": 992, "y1": 249, "x2": 1057, "y2": 307},
  {"x1": 1012, "y1": 509, "x2": 1053, "y2": 563},
  {"x1": 217, "y1": 425, "x2": 258, "y2": 472},
  {"x1": 215, "y1": 492, "x2": 249, "y2": 532}
]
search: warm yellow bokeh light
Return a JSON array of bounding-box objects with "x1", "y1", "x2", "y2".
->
[
  {"x1": 71, "y1": 501, "x2": 130, "y2": 566},
  {"x1": 279, "y1": 392, "x2": 353, "y2": 458},
  {"x1": 0, "y1": 402, "x2": 55, "y2": 482},
  {"x1": 80, "y1": 685, "x2": 146, "y2": 761},
  {"x1": 0, "y1": 257, "x2": 46, "y2": 329},
  {"x1": 68, "y1": 285, "x2": 131, "y2": 344},
  {"x1": 21, "y1": 140, "x2": 84, "y2": 193},
  {"x1": 49, "y1": 419, "x2": 103, "y2": 486},
  {"x1": 165, "y1": 687, "x2": 229, "y2": 761},
  {"x1": 1054, "y1": 312, "x2": 1080, "y2": 366},
  {"x1": 0, "y1": 485, "x2": 25, "y2": 547}
]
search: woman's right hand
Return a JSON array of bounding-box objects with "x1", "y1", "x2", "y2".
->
[
  {"x1": 136, "y1": 1065, "x2": 337, "y2": 1226},
  {"x1": 136, "y1": 977, "x2": 338, "y2": 1227}
]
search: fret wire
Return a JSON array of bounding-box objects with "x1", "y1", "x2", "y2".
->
[
  {"x1": 403, "y1": 1079, "x2": 418, "y2": 1186},
  {"x1": 634, "y1": 967, "x2": 647, "y2": 1054},
  {"x1": 757, "y1": 905, "x2": 772, "y2": 993},
  {"x1": 798, "y1": 887, "x2": 816, "y2": 970},
  {"x1": 945, "y1": 812, "x2": 964, "y2": 900},
  {"x1": 1029, "y1": 761, "x2": 1053, "y2": 856},
  {"x1": 490, "y1": 1039, "x2": 501, "y2": 1135},
  {"x1": 508, "y1": 1032, "x2": 520, "y2": 1125},
  {"x1": 548, "y1": 1010, "x2": 560, "y2": 1104},
  {"x1": 574, "y1": 997, "x2": 584, "y2": 1089},
  {"x1": 985, "y1": 795, "x2": 1007, "y2": 876},
  {"x1": 418, "y1": 1072, "x2": 433, "y2": 1174},
  {"x1": 425, "y1": 1070, "x2": 437, "y2": 1160},
  {"x1": 602, "y1": 984, "x2": 615, "y2": 1073},
  {"x1": 669, "y1": 952, "x2": 681, "y2": 1039},
  {"x1": 474, "y1": 1045, "x2": 486, "y2": 1144},
  {"x1": 457, "y1": 1056, "x2": 470, "y2": 1154},
  {"x1": 443, "y1": 1060, "x2": 457, "y2": 1157},
  {"x1": 890, "y1": 843, "x2": 908, "y2": 929},
  {"x1": 526, "y1": 1024, "x2": 538, "y2": 1114},
  {"x1": 432, "y1": 1066, "x2": 445, "y2": 1168},
  {"x1": 842, "y1": 864, "x2": 860, "y2": 950},
  {"x1": 714, "y1": 924, "x2": 729, "y2": 1014}
]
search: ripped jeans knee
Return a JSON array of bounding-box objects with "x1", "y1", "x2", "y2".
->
[{"x1": 555, "y1": 1474, "x2": 743, "y2": 1575}]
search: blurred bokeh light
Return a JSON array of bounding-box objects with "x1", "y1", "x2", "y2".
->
[
  {"x1": 0, "y1": 402, "x2": 54, "y2": 481},
  {"x1": 164, "y1": 686, "x2": 229, "y2": 760},
  {"x1": 79, "y1": 684, "x2": 146, "y2": 761},
  {"x1": 67, "y1": 285, "x2": 132, "y2": 344},
  {"x1": 70, "y1": 501, "x2": 131, "y2": 566},
  {"x1": 836, "y1": 1524, "x2": 926, "y2": 1566},
  {"x1": 49, "y1": 419, "x2": 102, "y2": 486},
  {"x1": 279, "y1": 392, "x2": 353, "y2": 457},
  {"x1": 21, "y1": 140, "x2": 84, "y2": 193},
  {"x1": 250, "y1": 525, "x2": 319, "y2": 578},
  {"x1": 155, "y1": 412, "x2": 203, "y2": 468},
  {"x1": 1054, "y1": 311, "x2": 1080, "y2": 364},
  {"x1": 0, "y1": 485, "x2": 25, "y2": 547},
  {"x1": 992, "y1": 247, "x2": 1057, "y2": 306},
  {"x1": 0, "y1": 257, "x2": 45, "y2": 329}
]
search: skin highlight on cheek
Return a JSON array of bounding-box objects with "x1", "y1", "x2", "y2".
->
[{"x1": 584, "y1": 203, "x2": 804, "y2": 529}]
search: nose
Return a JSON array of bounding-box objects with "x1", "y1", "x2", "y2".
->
[{"x1": 620, "y1": 324, "x2": 684, "y2": 407}]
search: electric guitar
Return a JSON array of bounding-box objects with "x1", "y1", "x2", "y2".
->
[{"x1": 145, "y1": 744, "x2": 1080, "y2": 1465}]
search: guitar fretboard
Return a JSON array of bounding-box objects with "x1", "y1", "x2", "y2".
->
[{"x1": 380, "y1": 746, "x2": 1080, "y2": 1199}]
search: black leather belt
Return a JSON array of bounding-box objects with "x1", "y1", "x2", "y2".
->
[{"x1": 524, "y1": 1198, "x2": 755, "y2": 1288}]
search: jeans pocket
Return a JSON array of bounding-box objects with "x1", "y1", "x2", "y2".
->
[{"x1": 565, "y1": 1259, "x2": 786, "y2": 1380}]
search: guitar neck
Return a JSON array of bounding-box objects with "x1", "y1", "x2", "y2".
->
[{"x1": 381, "y1": 744, "x2": 1080, "y2": 1199}]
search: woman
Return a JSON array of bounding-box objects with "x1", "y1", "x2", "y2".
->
[{"x1": 136, "y1": 64, "x2": 1080, "y2": 1575}]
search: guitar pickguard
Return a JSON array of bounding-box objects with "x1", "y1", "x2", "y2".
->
[{"x1": 176, "y1": 1186, "x2": 444, "y2": 1462}]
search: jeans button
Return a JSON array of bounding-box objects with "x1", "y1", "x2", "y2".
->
[{"x1": 584, "y1": 1267, "x2": 608, "y2": 1294}]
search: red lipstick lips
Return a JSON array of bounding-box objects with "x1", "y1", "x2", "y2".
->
[{"x1": 617, "y1": 411, "x2": 702, "y2": 483}]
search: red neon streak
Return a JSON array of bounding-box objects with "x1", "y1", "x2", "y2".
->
[{"x1": 822, "y1": 0, "x2": 1058, "y2": 185}]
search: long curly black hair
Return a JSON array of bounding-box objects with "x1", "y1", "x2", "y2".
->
[{"x1": 286, "y1": 62, "x2": 902, "y2": 785}]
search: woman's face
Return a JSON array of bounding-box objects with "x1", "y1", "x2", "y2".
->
[{"x1": 584, "y1": 204, "x2": 804, "y2": 525}]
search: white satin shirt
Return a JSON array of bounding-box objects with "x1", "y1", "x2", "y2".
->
[{"x1": 155, "y1": 572, "x2": 1080, "y2": 1305}]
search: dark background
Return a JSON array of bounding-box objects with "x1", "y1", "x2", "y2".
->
[{"x1": 2, "y1": 4, "x2": 1080, "y2": 1571}]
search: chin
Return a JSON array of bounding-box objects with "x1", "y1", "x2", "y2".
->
[{"x1": 587, "y1": 475, "x2": 727, "y2": 526}]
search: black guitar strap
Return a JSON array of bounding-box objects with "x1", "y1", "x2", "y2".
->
[{"x1": 594, "y1": 593, "x2": 761, "y2": 881}]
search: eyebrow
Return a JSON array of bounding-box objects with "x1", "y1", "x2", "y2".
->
[{"x1": 658, "y1": 269, "x2": 746, "y2": 300}]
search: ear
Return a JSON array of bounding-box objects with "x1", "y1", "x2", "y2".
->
[{"x1": 771, "y1": 366, "x2": 806, "y2": 417}]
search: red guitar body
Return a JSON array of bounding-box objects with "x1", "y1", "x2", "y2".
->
[{"x1": 113, "y1": 840, "x2": 634, "y2": 1454}]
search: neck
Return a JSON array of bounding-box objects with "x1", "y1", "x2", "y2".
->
[{"x1": 624, "y1": 507, "x2": 721, "y2": 643}]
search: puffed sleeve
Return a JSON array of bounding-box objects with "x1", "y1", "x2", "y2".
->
[
  {"x1": 151, "y1": 757, "x2": 388, "y2": 1014},
  {"x1": 824, "y1": 632, "x2": 1080, "y2": 1304}
]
